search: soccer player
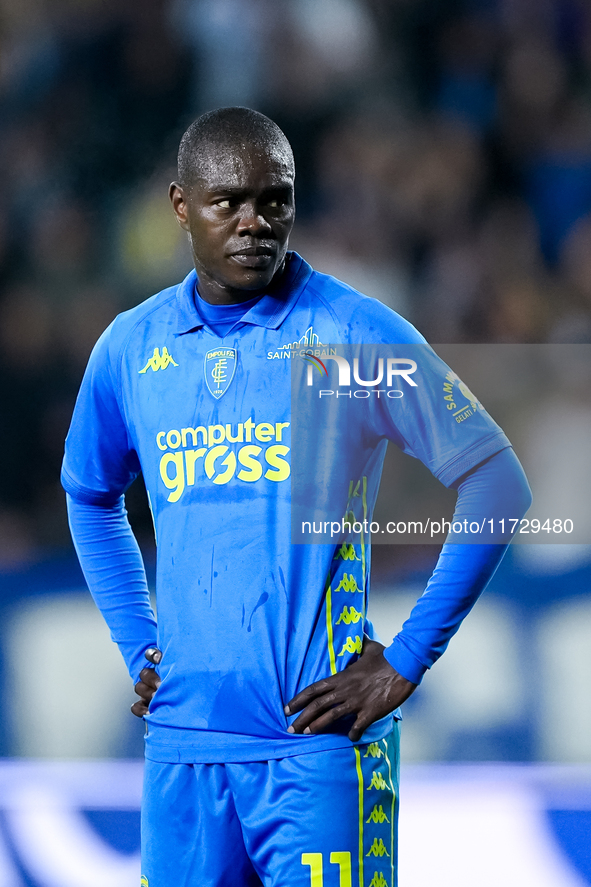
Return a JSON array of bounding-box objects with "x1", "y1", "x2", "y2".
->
[{"x1": 62, "y1": 107, "x2": 531, "y2": 887}]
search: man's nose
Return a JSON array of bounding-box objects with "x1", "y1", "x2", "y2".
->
[{"x1": 236, "y1": 202, "x2": 272, "y2": 235}]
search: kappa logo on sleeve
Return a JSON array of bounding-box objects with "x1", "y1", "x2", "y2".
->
[
  {"x1": 139, "y1": 346, "x2": 178, "y2": 373},
  {"x1": 205, "y1": 348, "x2": 237, "y2": 398}
]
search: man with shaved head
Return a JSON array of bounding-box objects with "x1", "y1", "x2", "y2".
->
[
  {"x1": 172, "y1": 108, "x2": 296, "y2": 307},
  {"x1": 63, "y1": 107, "x2": 530, "y2": 886},
  {"x1": 177, "y1": 107, "x2": 295, "y2": 184}
]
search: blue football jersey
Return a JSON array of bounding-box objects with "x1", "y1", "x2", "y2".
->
[{"x1": 62, "y1": 252, "x2": 510, "y2": 762}]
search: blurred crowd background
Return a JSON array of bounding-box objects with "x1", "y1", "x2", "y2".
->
[
  {"x1": 1, "y1": 0, "x2": 591, "y2": 765},
  {"x1": 4, "y1": 0, "x2": 591, "y2": 556}
]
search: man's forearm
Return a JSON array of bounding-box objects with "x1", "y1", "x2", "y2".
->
[
  {"x1": 384, "y1": 447, "x2": 532, "y2": 683},
  {"x1": 66, "y1": 493, "x2": 158, "y2": 683}
]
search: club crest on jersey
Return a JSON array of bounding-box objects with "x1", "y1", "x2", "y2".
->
[{"x1": 205, "y1": 347, "x2": 237, "y2": 398}]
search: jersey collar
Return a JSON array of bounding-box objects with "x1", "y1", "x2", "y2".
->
[{"x1": 174, "y1": 251, "x2": 313, "y2": 336}]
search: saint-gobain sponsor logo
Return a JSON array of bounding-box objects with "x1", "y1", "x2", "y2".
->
[{"x1": 302, "y1": 352, "x2": 417, "y2": 399}]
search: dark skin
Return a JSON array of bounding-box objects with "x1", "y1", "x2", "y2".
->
[
  {"x1": 132, "y1": 143, "x2": 418, "y2": 737},
  {"x1": 131, "y1": 647, "x2": 161, "y2": 718},
  {"x1": 284, "y1": 637, "x2": 416, "y2": 741},
  {"x1": 169, "y1": 145, "x2": 296, "y2": 305}
]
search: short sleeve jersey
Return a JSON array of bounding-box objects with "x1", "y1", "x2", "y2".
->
[{"x1": 62, "y1": 253, "x2": 510, "y2": 763}]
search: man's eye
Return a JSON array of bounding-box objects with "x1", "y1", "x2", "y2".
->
[{"x1": 216, "y1": 199, "x2": 232, "y2": 209}]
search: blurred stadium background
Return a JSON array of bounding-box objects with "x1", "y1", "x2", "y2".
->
[{"x1": 1, "y1": 0, "x2": 591, "y2": 884}]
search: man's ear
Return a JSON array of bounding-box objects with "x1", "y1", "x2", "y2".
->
[{"x1": 169, "y1": 182, "x2": 190, "y2": 231}]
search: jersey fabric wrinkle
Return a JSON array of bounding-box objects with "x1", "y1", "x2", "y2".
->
[{"x1": 61, "y1": 252, "x2": 511, "y2": 763}]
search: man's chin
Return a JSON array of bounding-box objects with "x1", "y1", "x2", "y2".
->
[
  {"x1": 195, "y1": 255, "x2": 286, "y2": 301},
  {"x1": 225, "y1": 261, "x2": 282, "y2": 293}
]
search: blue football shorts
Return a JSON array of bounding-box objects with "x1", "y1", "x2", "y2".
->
[{"x1": 141, "y1": 725, "x2": 400, "y2": 887}]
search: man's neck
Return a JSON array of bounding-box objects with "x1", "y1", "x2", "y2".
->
[{"x1": 194, "y1": 257, "x2": 288, "y2": 305}]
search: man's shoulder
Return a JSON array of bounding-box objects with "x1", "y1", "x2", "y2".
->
[
  {"x1": 85, "y1": 277, "x2": 187, "y2": 380},
  {"x1": 109, "y1": 281, "x2": 181, "y2": 341},
  {"x1": 304, "y1": 264, "x2": 427, "y2": 345}
]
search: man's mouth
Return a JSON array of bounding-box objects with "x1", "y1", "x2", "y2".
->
[
  {"x1": 230, "y1": 246, "x2": 276, "y2": 267},
  {"x1": 231, "y1": 246, "x2": 275, "y2": 256}
]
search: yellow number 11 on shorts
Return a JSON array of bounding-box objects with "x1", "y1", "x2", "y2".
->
[{"x1": 302, "y1": 851, "x2": 352, "y2": 887}]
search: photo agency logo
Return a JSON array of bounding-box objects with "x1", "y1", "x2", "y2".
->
[{"x1": 301, "y1": 350, "x2": 418, "y2": 399}]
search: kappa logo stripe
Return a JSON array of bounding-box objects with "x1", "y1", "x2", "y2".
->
[
  {"x1": 366, "y1": 838, "x2": 390, "y2": 858},
  {"x1": 364, "y1": 743, "x2": 384, "y2": 759},
  {"x1": 368, "y1": 771, "x2": 388, "y2": 791},
  {"x1": 334, "y1": 573, "x2": 363, "y2": 593},
  {"x1": 335, "y1": 605, "x2": 363, "y2": 625},
  {"x1": 366, "y1": 804, "x2": 390, "y2": 824},
  {"x1": 337, "y1": 635, "x2": 363, "y2": 657}
]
